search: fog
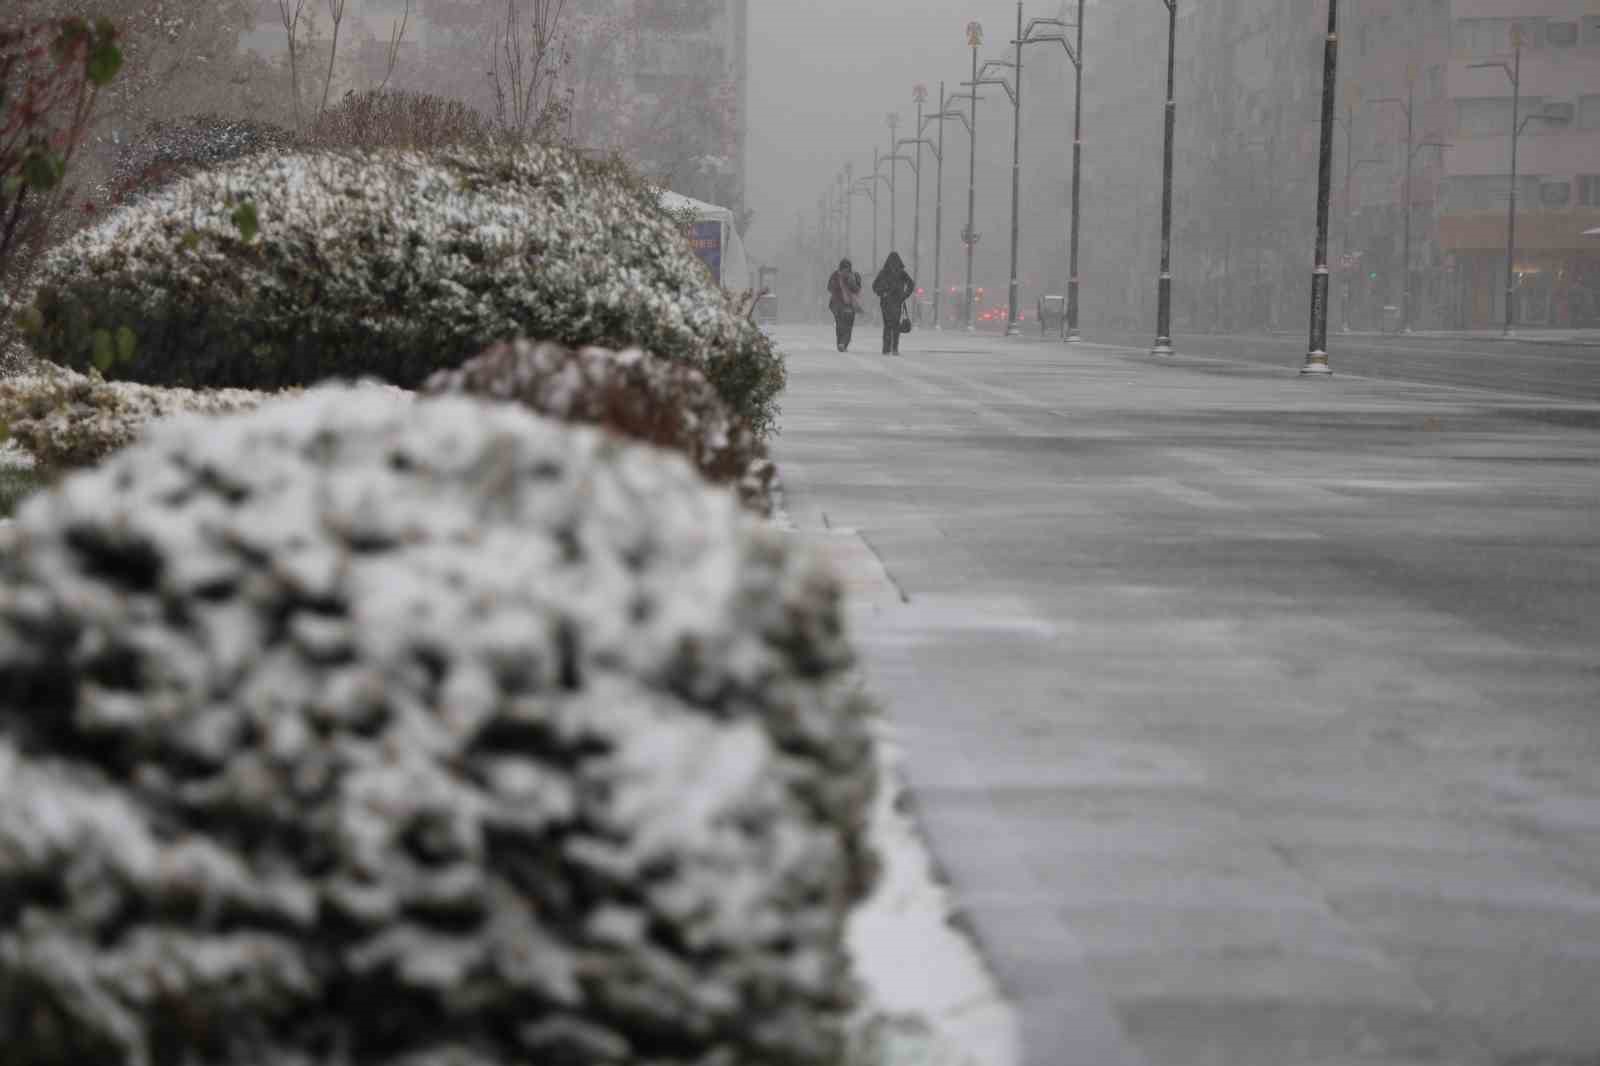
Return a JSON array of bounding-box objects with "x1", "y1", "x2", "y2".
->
[
  {"x1": 745, "y1": 0, "x2": 1047, "y2": 261},
  {"x1": 745, "y1": 0, "x2": 1095, "y2": 323}
]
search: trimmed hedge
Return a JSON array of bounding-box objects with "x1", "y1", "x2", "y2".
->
[
  {"x1": 24, "y1": 143, "x2": 785, "y2": 436},
  {"x1": 423, "y1": 338, "x2": 774, "y2": 514},
  {"x1": 0, "y1": 385, "x2": 873, "y2": 1066}
]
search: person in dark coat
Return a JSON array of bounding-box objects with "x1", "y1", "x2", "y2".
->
[
  {"x1": 826, "y1": 258, "x2": 863, "y2": 352},
  {"x1": 872, "y1": 251, "x2": 915, "y2": 355}
]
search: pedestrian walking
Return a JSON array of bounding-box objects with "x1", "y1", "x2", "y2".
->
[
  {"x1": 827, "y1": 258, "x2": 863, "y2": 352},
  {"x1": 872, "y1": 251, "x2": 915, "y2": 355}
]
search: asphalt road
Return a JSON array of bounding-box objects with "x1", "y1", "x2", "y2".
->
[
  {"x1": 774, "y1": 324, "x2": 1600, "y2": 1066},
  {"x1": 1082, "y1": 327, "x2": 1600, "y2": 402}
]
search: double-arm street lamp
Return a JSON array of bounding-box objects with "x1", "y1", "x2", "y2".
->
[
  {"x1": 993, "y1": 2, "x2": 1080, "y2": 338},
  {"x1": 1377, "y1": 73, "x2": 1451, "y2": 333},
  {"x1": 1152, "y1": 0, "x2": 1179, "y2": 355},
  {"x1": 964, "y1": 54, "x2": 1019, "y2": 331},
  {"x1": 920, "y1": 83, "x2": 972, "y2": 330},
  {"x1": 1471, "y1": 27, "x2": 1572, "y2": 337},
  {"x1": 962, "y1": 21, "x2": 984, "y2": 331}
]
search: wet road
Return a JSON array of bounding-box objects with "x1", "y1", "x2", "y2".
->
[{"x1": 1082, "y1": 328, "x2": 1600, "y2": 402}]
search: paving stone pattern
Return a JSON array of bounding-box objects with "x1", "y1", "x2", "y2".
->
[{"x1": 773, "y1": 327, "x2": 1600, "y2": 1066}]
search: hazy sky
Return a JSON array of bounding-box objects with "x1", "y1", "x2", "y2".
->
[{"x1": 745, "y1": 0, "x2": 1069, "y2": 261}]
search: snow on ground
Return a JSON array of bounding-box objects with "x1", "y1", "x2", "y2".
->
[{"x1": 846, "y1": 719, "x2": 1021, "y2": 1066}]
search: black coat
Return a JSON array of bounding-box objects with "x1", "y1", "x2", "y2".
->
[{"x1": 873, "y1": 266, "x2": 914, "y2": 311}]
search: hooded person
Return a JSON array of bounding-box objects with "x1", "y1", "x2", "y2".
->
[
  {"x1": 827, "y1": 258, "x2": 863, "y2": 352},
  {"x1": 872, "y1": 251, "x2": 915, "y2": 355}
]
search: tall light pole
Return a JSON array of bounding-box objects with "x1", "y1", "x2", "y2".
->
[
  {"x1": 1302, "y1": 0, "x2": 1338, "y2": 375},
  {"x1": 1472, "y1": 28, "x2": 1569, "y2": 336},
  {"x1": 1007, "y1": 2, "x2": 1025, "y2": 336},
  {"x1": 845, "y1": 161, "x2": 854, "y2": 265},
  {"x1": 1332, "y1": 86, "x2": 1383, "y2": 333},
  {"x1": 1377, "y1": 72, "x2": 1450, "y2": 334},
  {"x1": 886, "y1": 112, "x2": 900, "y2": 255},
  {"x1": 1067, "y1": 0, "x2": 1086, "y2": 342},
  {"x1": 922, "y1": 84, "x2": 970, "y2": 330},
  {"x1": 911, "y1": 85, "x2": 928, "y2": 313},
  {"x1": 966, "y1": 55, "x2": 1019, "y2": 330},
  {"x1": 963, "y1": 22, "x2": 983, "y2": 330},
  {"x1": 850, "y1": 175, "x2": 879, "y2": 270},
  {"x1": 1009, "y1": 7, "x2": 1079, "y2": 339},
  {"x1": 1153, "y1": 0, "x2": 1178, "y2": 355}
]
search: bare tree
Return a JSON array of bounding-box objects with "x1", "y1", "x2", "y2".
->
[
  {"x1": 377, "y1": 0, "x2": 412, "y2": 94},
  {"x1": 277, "y1": 0, "x2": 308, "y2": 132},
  {"x1": 316, "y1": 0, "x2": 347, "y2": 121},
  {"x1": 487, "y1": 0, "x2": 568, "y2": 140}
]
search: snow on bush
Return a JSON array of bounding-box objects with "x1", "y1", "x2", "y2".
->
[
  {"x1": 0, "y1": 385, "x2": 874, "y2": 1066},
  {"x1": 103, "y1": 113, "x2": 295, "y2": 206},
  {"x1": 24, "y1": 143, "x2": 786, "y2": 437},
  {"x1": 423, "y1": 337, "x2": 775, "y2": 515},
  {"x1": 0, "y1": 367, "x2": 269, "y2": 470}
]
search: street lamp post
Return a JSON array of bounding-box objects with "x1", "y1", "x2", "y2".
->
[
  {"x1": 1472, "y1": 29, "x2": 1569, "y2": 336},
  {"x1": 1007, "y1": 3, "x2": 1024, "y2": 336},
  {"x1": 1332, "y1": 87, "x2": 1384, "y2": 333},
  {"x1": 921, "y1": 85, "x2": 971, "y2": 330},
  {"x1": 911, "y1": 85, "x2": 927, "y2": 315},
  {"x1": 1067, "y1": 0, "x2": 1086, "y2": 341},
  {"x1": 1378, "y1": 75, "x2": 1450, "y2": 334},
  {"x1": 1153, "y1": 0, "x2": 1177, "y2": 355},
  {"x1": 1303, "y1": 0, "x2": 1339, "y2": 375},
  {"x1": 964, "y1": 21, "x2": 982, "y2": 331},
  {"x1": 887, "y1": 113, "x2": 900, "y2": 255},
  {"x1": 845, "y1": 162, "x2": 854, "y2": 265}
]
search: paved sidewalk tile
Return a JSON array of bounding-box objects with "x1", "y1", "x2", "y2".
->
[{"x1": 773, "y1": 327, "x2": 1600, "y2": 1066}]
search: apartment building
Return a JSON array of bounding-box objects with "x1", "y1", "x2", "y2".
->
[
  {"x1": 1433, "y1": 2, "x2": 1600, "y2": 327},
  {"x1": 242, "y1": 0, "x2": 750, "y2": 222}
]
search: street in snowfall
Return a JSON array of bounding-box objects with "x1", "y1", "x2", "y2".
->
[
  {"x1": 753, "y1": 0, "x2": 1600, "y2": 1063},
  {"x1": 1, "y1": 0, "x2": 1597, "y2": 1064}
]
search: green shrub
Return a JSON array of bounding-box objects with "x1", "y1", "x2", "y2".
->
[{"x1": 23, "y1": 143, "x2": 785, "y2": 437}]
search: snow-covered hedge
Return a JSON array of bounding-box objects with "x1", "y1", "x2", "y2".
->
[
  {"x1": 104, "y1": 114, "x2": 295, "y2": 205},
  {"x1": 424, "y1": 337, "x2": 775, "y2": 515},
  {"x1": 23, "y1": 144, "x2": 786, "y2": 437},
  {"x1": 0, "y1": 386, "x2": 874, "y2": 1066},
  {"x1": 0, "y1": 368, "x2": 269, "y2": 470}
]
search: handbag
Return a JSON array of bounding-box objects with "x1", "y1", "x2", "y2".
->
[{"x1": 899, "y1": 306, "x2": 913, "y2": 334}]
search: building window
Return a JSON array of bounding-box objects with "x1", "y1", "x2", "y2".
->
[
  {"x1": 1580, "y1": 95, "x2": 1600, "y2": 131},
  {"x1": 1426, "y1": 64, "x2": 1445, "y2": 99},
  {"x1": 1548, "y1": 21, "x2": 1579, "y2": 46},
  {"x1": 1579, "y1": 176, "x2": 1600, "y2": 206},
  {"x1": 1457, "y1": 97, "x2": 1516, "y2": 137},
  {"x1": 1540, "y1": 180, "x2": 1572, "y2": 207},
  {"x1": 1586, "y1": 16, "x2": 1600, "y2": 44}
]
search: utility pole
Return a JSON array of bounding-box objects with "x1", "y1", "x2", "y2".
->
[
  {"x1": 1153, "y1": 0, "x2": 1178, "y2": 355},
  {"x1": 1303, "y1": 0, "x2": 1339, "y2": 375}
]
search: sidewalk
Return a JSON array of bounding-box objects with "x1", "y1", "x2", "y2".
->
[{"x1": 773, "y1": 326, "x2": 1600, "y2": 1066}]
